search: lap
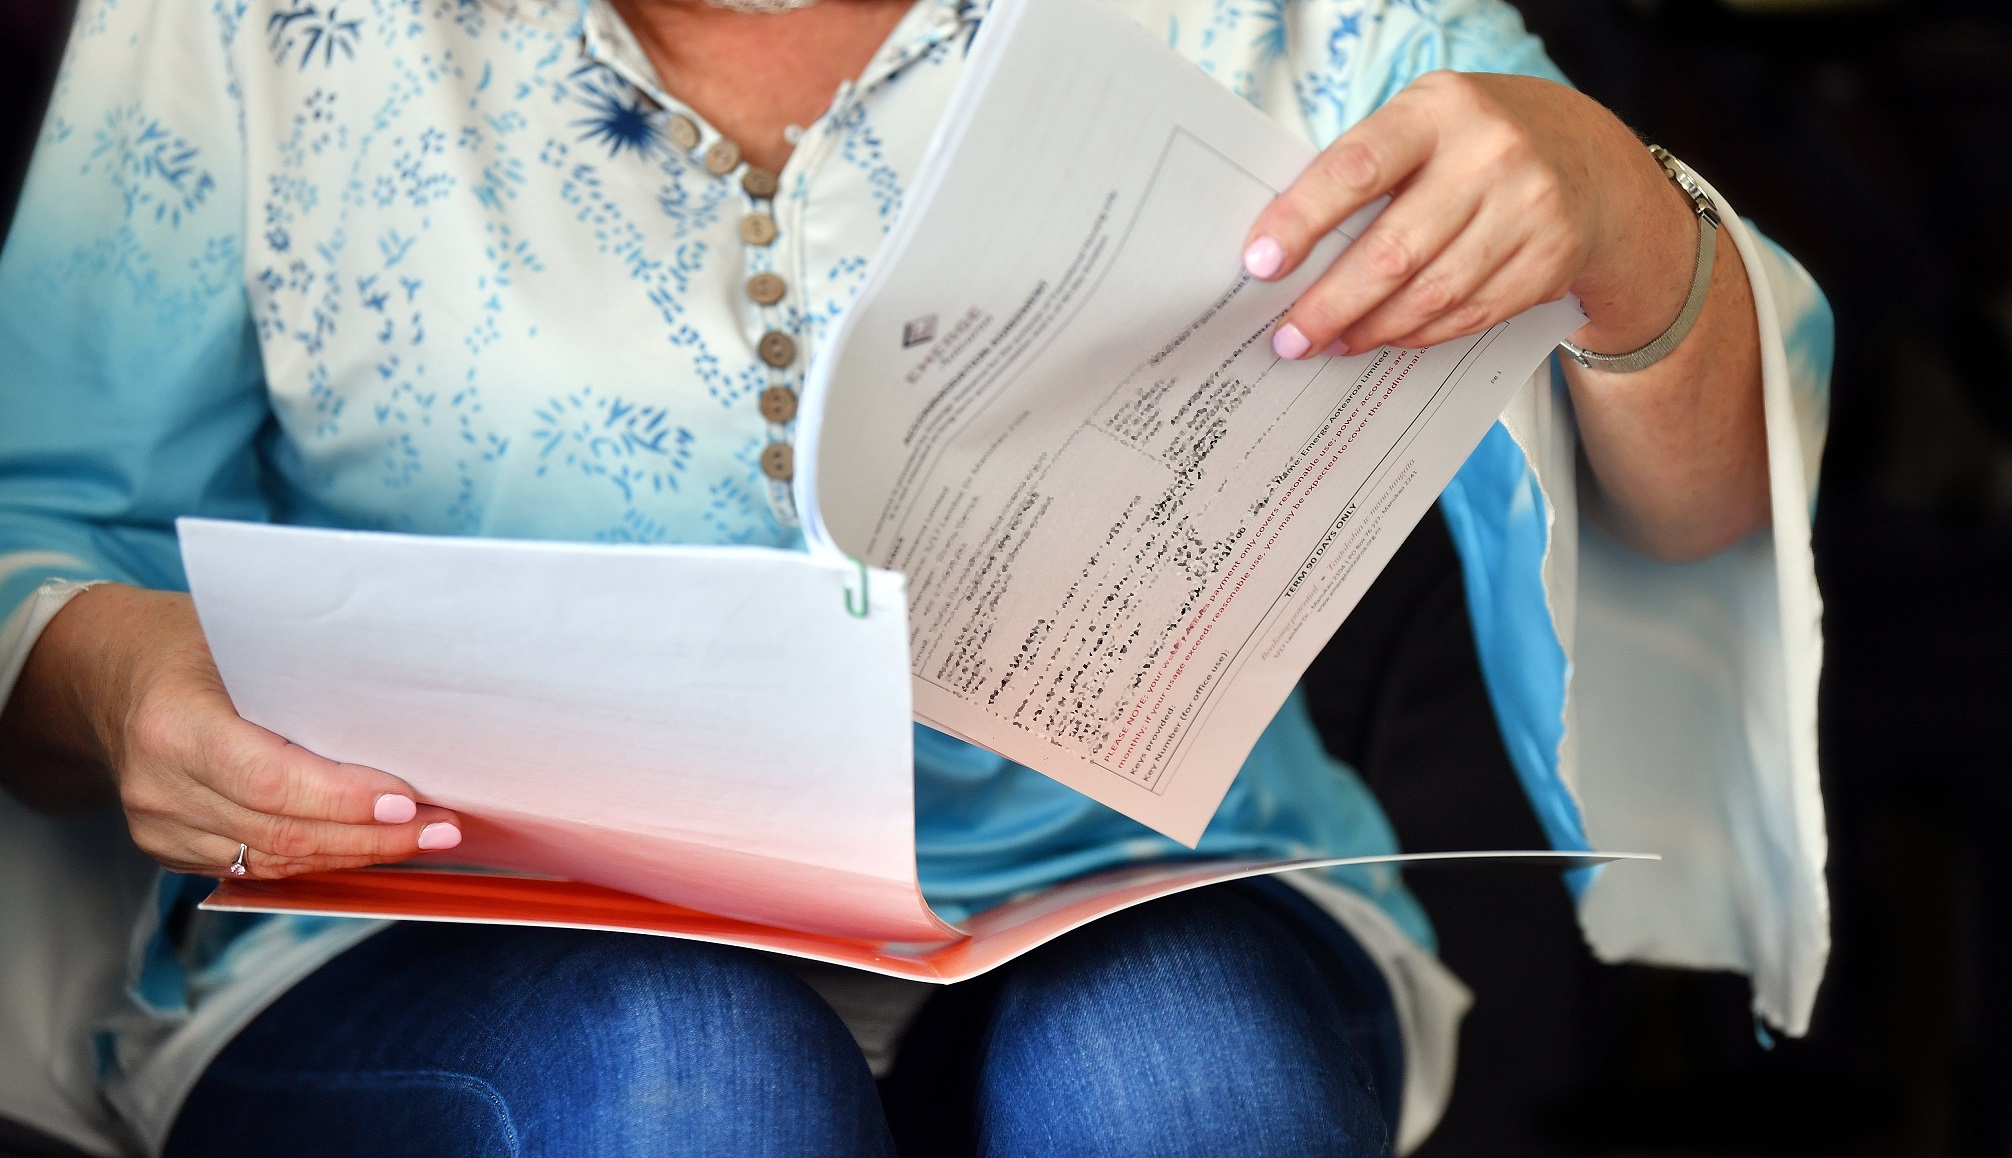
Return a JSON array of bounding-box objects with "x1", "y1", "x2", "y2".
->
[
  {"x1": 166, "y1": 923, "x2": 894, "y2": 1158},
  {"x1": 166, "y1": 882, "x2": 1401, "y2": 1158},
  {"x1": 885, "y1": 878, "x2": 1401, "y2": 1157}
]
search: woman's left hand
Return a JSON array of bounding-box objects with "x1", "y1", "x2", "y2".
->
[
  {"x1": 1243, "y1": 70, "x2": 1770, "y2": 562},
  {"x1": 1243, "y1": 70, "x2": 1691, "y2": 359}
]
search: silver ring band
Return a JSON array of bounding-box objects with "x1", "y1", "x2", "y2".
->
[{"x1": 229, "y1": 843, "x2": 249, "y2": 877}]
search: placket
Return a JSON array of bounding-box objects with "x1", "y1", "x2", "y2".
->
[
  {"x1": 576, "y1": 0, "x2": 979, "y2": 528},
  {"x1": 576, "y1": 0, "x2": 806, "y2": 525}
]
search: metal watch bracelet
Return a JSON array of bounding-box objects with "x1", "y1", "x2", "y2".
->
[{"x1": 1559, "y1": 145, "x2": 1721, "y2": 374}]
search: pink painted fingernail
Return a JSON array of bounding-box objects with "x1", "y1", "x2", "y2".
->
[
  {"x1": 374, "y1": 793, "x2": 417, "y2": 824},
  {"x1": 1272, "y1": 323, "x2": 1311, "y2": 360},
  {"x1": 417, "y1": 822, "x2": 462, "y2": 851},
  {"x1": 1322, "y1": 339, "x2": 1350, "y2": 357},
  {"x1": 1243, "y1": 236, "x2": 1285, "y2": 279}
]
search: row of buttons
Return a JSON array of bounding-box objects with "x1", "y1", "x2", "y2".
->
[
  {"x1": 673, "y1": 108, "x2": 800, "y2": 487},
  {"x1": 749, "y1": 219, "x2": 795, "y2": 482},
  {"x1": 726, "y1": 132, "x2": 799, "y2": 482}
]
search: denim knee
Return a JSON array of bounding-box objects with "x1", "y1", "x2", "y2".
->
[
  {"x1": 972, "y1": 890, "x2": 1391, "y2": 1158},
  {"x1": 491, "y1": 932, "x2": 889, "y2": 1152},
  {"x1": 170, "y1": 925, "x2": 894, "y2": 1158}
]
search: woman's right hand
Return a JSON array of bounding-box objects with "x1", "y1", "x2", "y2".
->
[{"x1": 0, "y1": 583, "x2": 460, "y2": 879}]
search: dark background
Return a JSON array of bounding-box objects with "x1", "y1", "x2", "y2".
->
[
  {"x1": 1318, "y1": 0, "x2": 2012, "y2": 1153},
  {"x1": 2, "y1": 0, "x2": 2008, "y2": 1154}
]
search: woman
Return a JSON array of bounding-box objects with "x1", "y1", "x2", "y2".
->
[{"x1": 0, "y1": 0, "x2": 1832, "y2": 1152}]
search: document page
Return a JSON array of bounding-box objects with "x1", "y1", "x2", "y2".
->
[
  {"x1": 180, "y1": 519, "x2": 957, "y2": 944},
  {"x1": 800, "y1": 0, "x2": 1585, "y2": 842}
]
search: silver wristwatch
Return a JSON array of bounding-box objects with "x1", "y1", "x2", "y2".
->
[{"x1": 1558, "y1": 145, "x2": 1721, "y2": 374}]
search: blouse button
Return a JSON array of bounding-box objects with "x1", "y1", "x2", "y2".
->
[
  {"x1": 742, "y1": 167, "x2": 779, "y2": 199},
  {"x1": 758, "y1": 331, "x2": 797, "y2": 368},
  {"x1": 759, "y1": 386, "x2": 799, "y2": 424},
  {"x1": 668, "y1": 114, "x2": 701, "y2": 153},
  {"x1": 704, "y1": 138, "x2": 742, "y2": 175},
  {"x1": 760, "y1": 442, "x2": 795, "y2": 481},
  {"x1": 739, "y1": 213, "x2": 778, "y2": 246},
  {"x1": 745, "y1": 272, "x2": 786, "y2": 306}
]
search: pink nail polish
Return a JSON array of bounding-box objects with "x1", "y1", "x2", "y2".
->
[
  {"x1": 1243, "y1": 237, "x2": 1285, "y2": 279},
  {"x1": 417, "y1": 822, "x2": 462, "y2": 851},
  {"x1": 374, "y1": 793, "x2": 417, "y2": 824},
  {"x1": 1322, "y1": 340, "x2": 1350, "y2": 357},
  {"x1": 1272, "y1": 323, "x2": 1311, "y2": 360}
]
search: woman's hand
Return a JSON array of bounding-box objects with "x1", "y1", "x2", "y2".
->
[
  {"x1": 0, "y1": 584, "x2": 460, "y2": 879},
  {"x1": 1243, "y1": 71, "x2": 1770, "y2": 562}
]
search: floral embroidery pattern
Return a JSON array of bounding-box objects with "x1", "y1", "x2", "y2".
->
[
  {"x1": 568, "y1": 66, "x2": 667, "y2": 160},
  {"x1": 86, "y1": 107, "x2": 215, "y2": 227},
  {"x1": 533, "y1": 387, "x2": 698, "y2": 505},
  {"x1": 267, "y1": 3, "x2": 364, "y2": 69}
]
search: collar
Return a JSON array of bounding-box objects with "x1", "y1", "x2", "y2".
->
[{"x1": 576, "y1": 0, "x2": 986, "y2": 113}]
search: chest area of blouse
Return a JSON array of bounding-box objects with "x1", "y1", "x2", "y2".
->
[
  {"x1": 231, "y1": 1, "x2": 974, "y2": 540},
  {"x1": 236, "y1": 16, "x2": 946, "y2": 375},
  {"x1": 225, "y1": 0, "x2": 1346, "y2": 543}
]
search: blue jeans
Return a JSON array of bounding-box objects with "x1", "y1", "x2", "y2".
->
[{"x1": 165, "y1": 880, "x2": 1402, "y2": 1157}]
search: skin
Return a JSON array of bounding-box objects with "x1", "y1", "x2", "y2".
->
[
  {"x1": 1243, "y1": 72, "x2": 1767, "y2": 564},
  {"x1": 0, "y1": 3, "x2": 1769, "y2": 878},
  {"x1": 608, "y1": 0, "x2": 916, "y2": 172}
]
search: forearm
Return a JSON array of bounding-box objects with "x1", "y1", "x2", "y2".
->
[{"x1": 1562, "y1": 144, "x2": 1769, "y2": 563}]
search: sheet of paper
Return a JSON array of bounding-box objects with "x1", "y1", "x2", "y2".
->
[
  {"x1": 204, "y1": 850, "x2": 1650, "y2": 982},
  {"x1": 799, "y1": 0, "x2": 1585, "y2": 843},
  {"x1": 179, "y1": 518, "x2": 957, "y2": 943}
]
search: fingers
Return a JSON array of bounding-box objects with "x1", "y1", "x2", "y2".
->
[
  {"x1": 1330, "y1": 192, "x2": 1535, "y2": 351},
  {"x1": 215, "y1": 794, "x2": 462, "y2": 864},
  {"x1": 1378, "y1": 243, "x2": 1569, "y2": 351},
  {"x1": 1273, "y1": 171, "x2": 1487, "y2": 355},
  {"x1": 135, "y1": 791, "x2": 463, "y2": 880},
  {"x1": 188, "y1": 719, "x2": 467, "y2": 877},
  {"x1": 193, "y1": 734, "x2": 465, "y2": 876},
  {"x1": 118, "y1": 677, "x2": 463, "y2": 880},
  {"x1": 200, "y1": 720, "x2": 423, "y2": 826},
  {"x1": 1246, "y1": 71, "x2": 1596, "y2": 359},
  {"x1": 150, "y1": 818, "x2": 462, "y2": 880},
  {"x1": 131, "y1": 783, "x2": 464, "y2": 879},
  {"x1": 1243, "y1": 94, "x2": 1439, "y2": 283}
]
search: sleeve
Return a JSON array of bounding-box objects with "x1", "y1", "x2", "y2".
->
[
  {"x1": 0, "y1": 0, "x2": 268, "y2": 710},
  {"x1": 1293, "y1": 0, "x2": 1838, "y2": 1035},
  {"x1": 1565, "y1": 190, "x2": 1833, "y2": 1038},
  {"x1": 1284, "y1": 0, "x2": 1567, "y2": 149}
]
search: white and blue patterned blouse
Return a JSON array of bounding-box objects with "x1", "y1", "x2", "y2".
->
[{"x1": 0, "y1": 0, "x2": 1835, "y2": 1151}]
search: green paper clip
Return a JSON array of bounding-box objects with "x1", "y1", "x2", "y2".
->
[{"x1": 844, "y1": 557, "x2": 870, "y2": 619}]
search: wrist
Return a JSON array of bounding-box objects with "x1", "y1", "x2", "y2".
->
[
  {"x1": 15, "y1": 585, "x2": 199, "y2": 773},
  {"x1": 1568, "y1": 139, "x2": 1703, "y2": 355},
  {"x1": 72, "y1": 586, "x2": 212, "y2": 777},
  {"x1": 0, "y1": 583, "x2": 143, "y2": 811}
]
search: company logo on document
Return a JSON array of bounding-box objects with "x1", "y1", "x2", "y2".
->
[{"x1": 902, "y1": 315, "x2": 938, "y2": 348}]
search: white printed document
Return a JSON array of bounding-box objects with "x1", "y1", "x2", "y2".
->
[{"x1": 800, "y1": 0, "x2": 1584, "y2": 840}]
